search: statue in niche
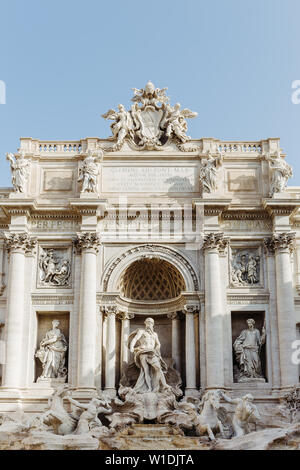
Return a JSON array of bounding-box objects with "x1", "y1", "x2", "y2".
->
[
  {"x1": 78, "y1": 150, "x2": 100, "y2": 193},
  {"x1": 35, "y1": 319, "x2": 68, "y2": 381},
  {"x1": 39, "y1": 249, "x2": 71, "y2": 286},
  {"x1": 220, "y1": 392, "x2": 261, "y2": 437},
  {"x1": 6, "y1": 151, "x2": 30, "y2": 193},
  {"x1": 199, "y1": 150, "x2": 223, "y2": 193},
  {"x1": 266, "y1": 149, "x2": 293, "y2": 196},
  {"x1": 231, "y1": 251, "x2": 260, "y2": 286},
  {"x1": 127, "y1": 317, "x2": 171, "y2": 394},
  {"x1": 233, "y1": 318, "x2": 266, "y2": 382}
]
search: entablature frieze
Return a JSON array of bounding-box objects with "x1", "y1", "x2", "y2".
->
[
  {"x1": 31, "y1": 294, "x2": 74, "y2": 305},
  {"x1": 227, "y1": 293, "x2": 270, "y2": 305}
]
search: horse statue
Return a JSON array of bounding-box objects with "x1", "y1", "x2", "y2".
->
[
  {"x1": 195, "y1": 390, "x2": 228, "y2": 440},
  {"x1": 38, "y1": 384, "x2": 78, "y2": 435}
]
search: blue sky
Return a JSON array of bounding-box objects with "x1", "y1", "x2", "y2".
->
[{"x1": 0, "y1": 0, "x2": 300, "y2": 187}]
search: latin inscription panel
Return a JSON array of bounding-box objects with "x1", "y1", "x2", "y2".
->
[{"x1": 102, "y1": 166, "x2": 199, "y2": 193}]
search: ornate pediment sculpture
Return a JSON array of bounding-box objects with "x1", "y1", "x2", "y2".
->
[{"x1": 102, "y1": 81, "x2": 198, "y2": 151}]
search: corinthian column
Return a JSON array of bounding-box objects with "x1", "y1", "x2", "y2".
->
[
  {"x1": 3, "y1": 233, "x2": 36, "y2": 388},
  {"x1": 117, "y1": 311, "x2": 134, "y2": 375},
  {"x1": 105, "y1": 306, "x2": 117, "y2": 396},
  {"x1": 265, "y1": 233, "x2": 298, "y2": 387},
  {"x1": 75, "y1": 232, "x2": 100, "y2": 389},
  {"x1": 184, "y1": 305, "x2": 198, "y2": 395},
  {"x1": 203, "y1": 232, "x2": 229, "y2": 389},
  {"x1": 167, "y1": 312, "x2": 182, "y2": 373}
]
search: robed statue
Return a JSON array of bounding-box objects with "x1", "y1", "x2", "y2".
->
[{"x1": 233, "y1": 318, "x2": 266, "y2": 382}]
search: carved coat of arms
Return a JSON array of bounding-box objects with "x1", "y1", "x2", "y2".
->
[{"x1": 102, "y1": 81, "x2": 198, "y2": 151}]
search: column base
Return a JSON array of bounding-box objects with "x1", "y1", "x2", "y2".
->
[
  {"x1": 72, "y1": 387, "x2": 97, "y2": 399},
  {"x1": 184, "y1": 388, "x2": 200, "y2": 398},
  {"x1": 104, "y1": 387, "x2": 116, "y2": 398}
]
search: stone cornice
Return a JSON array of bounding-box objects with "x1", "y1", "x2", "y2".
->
[
  {"x1": 0, "y1": 199, "x2": 37, "y2": 218},
  {"x1": 30, "y1": 211, "x2": 79, "y2": 220},
  {"x1": 69, "y1": 199, "x2": 107, "y2": 215},
  {"x1": 222, "y1": 210, "x2": 271, "y2": 220},
  {"x1": 193, "y1": 199, "x2": 231, "y2": 216},
  {"x1": 263, "y1": 199, "x2": 300, "y2": 217}
]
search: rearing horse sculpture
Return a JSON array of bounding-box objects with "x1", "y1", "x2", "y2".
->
[{"x1": 195, "y1": 390, "x2": 226, "y2": 440}]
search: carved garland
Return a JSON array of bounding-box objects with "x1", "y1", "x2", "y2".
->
[{"x1": 102, "y1": 244, "x2": 199, "y2": 292}]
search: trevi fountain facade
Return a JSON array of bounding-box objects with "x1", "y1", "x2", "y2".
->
[{"x1": 0, "y1": 82, "x2": 300, "y2": 450}]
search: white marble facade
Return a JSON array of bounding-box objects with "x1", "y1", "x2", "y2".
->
[{"x1": 0, "y1": 82, "x2": 300, "y2": 422}]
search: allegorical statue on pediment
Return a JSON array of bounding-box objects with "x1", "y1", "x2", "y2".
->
[
  {"x1": 102, "y1": 81, "x2": 198, "y2": 151},
  {"x1": 6, "y1": 151, "x2": 30, "y2": 193},
  {"x1": 266, "y1": 149, "x2": 293, "y2": 196},
  {"x1": 199, "y1": 149, "x2": 223, "y2": 193},
  {"x1": 78, "y1": 149, "x2": 101, "y2": 193},
  {"x1": 102, "y1": 105, "x2": 134, "y2": 151}
]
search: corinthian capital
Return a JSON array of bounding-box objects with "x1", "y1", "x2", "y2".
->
[
  {"x1": 117, "y1": 310, "x2": 134, "y2": 321},
  {"x1": 203, "y1": 232, "x2": 229, "y2": 253},
  {"x1": 183, "y1": 305, "x2": 199, "y2": 314},
  {"x1": 5, "y1": 232, "x2": 36, "y2": 254},
  {"x1": 264, "y1": 232, "x2": 295, "y2": 254},
  {"x1": 74, "y1": 232, "x2": 101, "y2": 253},
  {"x1": 103, "y1": 305, "x2": 117, "y2": 318}
]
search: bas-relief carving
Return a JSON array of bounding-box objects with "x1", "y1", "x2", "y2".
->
[
  {"x1": 233, "y1": 318, "x2": 266, "y2": 383},
  {"x1": 6, "y1": 151, "x2": 30, "y2": 193},
  {"x1": 226, "y1": 169, "x2": 258, "y2": 193},
  {"x1": 102, "y1": 81, "x2": 198, "y2": 151},
  {"x1": 35, "y1": 320, "x2": 68, "y2": 381},
  {"x1": 265, "y1": 149, "x2": 293, "y2": 197},
  {"x1": 38, "y1": 248, "x2": 71, "y2": 287},
  {"x1": 43, "y1": 170, "x2": 73, "y2": 192},
  {"x1": 230, "y1": 249, "x2": 261, "y2": 287}
]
